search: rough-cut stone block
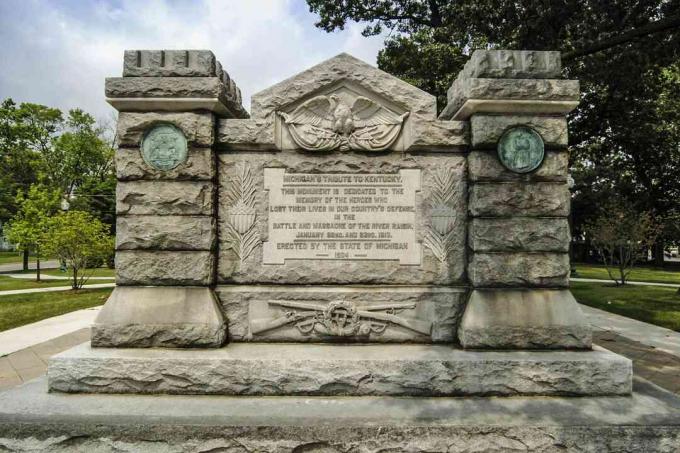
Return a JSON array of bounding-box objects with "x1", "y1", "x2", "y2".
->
[
  {"x1": 469, "y1": 252, "x2": 570, "y2": 287},
  {"x1": 469, "y1": 182, "x2": 570, "y2": 217},
  {"x1": 123, "y1": 50, "x2": 216, "y2": 77},
  {"x1": 116, "y1": 215, "x2": 215, "y2": 251},
  {"x1": 459, "y1": 289, "x2": 591, "y2": 349},
  {"x1": 441, "y1": 78, "x2": 579, "y2": 120},
  {"x1": 461, "y1": 50, "x2": 562, "y2": 79},
  {"x1": 116, "y1": 181, "x2": 213, "y2": 216},
  {"x1": 3, "y1": 376, "x2": 679, "y2": 452},
  {"x1": 471, "y1": 114, "x2": 568, "y2": 148},
  {"x1": 468, "y1": 150, "x2": 569, "y2": 182},
  {"x1": 407, "y1": 119, "x2": 469, "y2": 151},
  {"x1": 217, "y1": 118, "x2": 275, "y2": 150},
  {"x1": 106, "y1": 76, "x2": 225, "y2": 99},
  {"x1": 117, "y1": 112, "x2": 214, "y2": 147},
  {"x1": 215, "y1": 285, "x2": 466, "y2": 343},
  {"x1": 469, "y1": 217, "x2": 570, "y2": 252},
  {"x1": 116, "y1": 147, "x2": 214, "y2": 180},
  {"x1": 116, "y1": 251, "x2": 214, "y2": 286},
  {"x1": 49, "y1": 343, "x2": 631, "y2": 396},
  {"x1": 91, "y1": 287, "x2": 226, "y2": 348}
]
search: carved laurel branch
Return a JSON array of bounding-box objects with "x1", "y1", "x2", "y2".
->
[
  {"x1": 423, "y1": 168, "x2": 459, "y2": 263},
  {"x1": 223, "y1": 163, "x2": 260, "y2": 264}
]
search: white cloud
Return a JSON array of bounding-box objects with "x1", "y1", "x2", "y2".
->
[{"x1": 0, "y1": 0, "x2": 387, "y2": 122}]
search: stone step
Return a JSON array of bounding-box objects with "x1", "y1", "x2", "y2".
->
[
  {"x1": 48, "y1": 343, "x2": 632, "y2": 397},
  {"x1": 4, "y1": 377, "x2": 679, "y2": 452}
]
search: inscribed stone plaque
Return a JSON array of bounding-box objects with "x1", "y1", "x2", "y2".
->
[
  {"x1": 497, "y1": 126, "x2": 544, "y2": 174},
  {"x1": 141, "y1": 123, "x2": 188, "y2": 171},
  {"x1": 262, "y1": 169, "x2": 421, "y2": 265}
]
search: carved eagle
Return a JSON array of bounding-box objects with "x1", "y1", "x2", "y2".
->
[{"x1": 278, "y1": 95, "x2": 409, "y2": 152}]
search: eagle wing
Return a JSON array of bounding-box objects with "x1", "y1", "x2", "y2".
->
[
  {"x1": 351, "y1": 97, "x2": 408, "y2": 127},
  {"x1": 279, "y1": 96, "x2": 333, "y2": 129}
]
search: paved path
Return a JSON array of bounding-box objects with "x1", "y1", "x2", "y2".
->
[
  {"x1": 0, "y1": 260, "x2": 59, "y2": 274},
  {"x1": 572, "y1": 277, "x2": 680, "y2": 288},
  {"x1": 0, "y1": 307, "x2": 101, "y2": 357},
  {"x1": 581, "y1": 304, "x2": 680, "y2": 357},
  {"x1": 0, "y1": 283, "x2": 115, "y2": 297}
]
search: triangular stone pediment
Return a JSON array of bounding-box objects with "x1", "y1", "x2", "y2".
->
[{"x1": 250, "y1": 53, "x2": 436, "y2": 152}]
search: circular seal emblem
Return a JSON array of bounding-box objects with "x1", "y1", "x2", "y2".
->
[
  {"x1": 141, "y1": 123, "x2": 188, "y2": 171},
  {"x1": 497, "y1": 126, "x2": 545, "y2": 174}
]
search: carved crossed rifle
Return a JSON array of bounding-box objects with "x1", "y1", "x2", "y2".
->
[{"x1": 250, "y1": 300, "x2": 432, "y2": 337}]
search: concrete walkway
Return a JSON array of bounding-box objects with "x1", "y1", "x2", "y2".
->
[
  {"x1": 0, "y1": 282, "x2": 115, "y2": 297},
  {"x1": 581, "y1": 304, "x2": 680, "y2": 357},
  {"x1": 0, "y1": 307, "x2": 101, "y2": 357},
  {"x1": 0, "y1": 260, "x2": 59, "y2": 273},
  {"x1": 572, "y1": 277, "x2": 680, "y2": 288}
]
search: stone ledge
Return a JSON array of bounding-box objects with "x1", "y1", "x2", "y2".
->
[
  {"x1": 48, "y1": 343, "x2": 631, "y2": 397},
  {"x1": 3, "y1": 377, "x2": 678, "y2": 452}
]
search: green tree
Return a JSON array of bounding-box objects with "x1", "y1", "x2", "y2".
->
[
  {"x1": 44, "y1": 211, "x2": 114, "y2": 289},
  {"x1": 4, "y1": 185, "x2": 62, "y2": 281},
  {"x1": 586, "y1": 201, "x2": 661, "y2": 285},
  {"x1": 307, "y1": 0, "x2": 680, "y2": 265}
]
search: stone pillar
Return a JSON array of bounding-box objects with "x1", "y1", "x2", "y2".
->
[
  {"x1": 92, "y1": 50, "x2": 248, "y2": 348},
  {"x1": 440, "y1": 50, "x2": 591, "y2": 349}
]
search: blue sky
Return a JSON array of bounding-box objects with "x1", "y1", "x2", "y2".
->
[{"x1": 0, "y1": 0, "x2": 387, "y2": 121}]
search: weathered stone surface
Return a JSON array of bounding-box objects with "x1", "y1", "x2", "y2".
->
[
  {"x1": 123, "y1": 50, "x2": 217, "y2": 77},
  {"x1": 469, "y1": 252, "x2": 570, "y2": 287},
  {"x1": 461, "y1": 50, "x2": 562, "y2": 80},
  {"x1": 91, "y1": 287, "x2": 226, "y2": 348},
  {"x1": 3, "y1": 376, "x2": 680, "y2": 452},
  {"x1": 115, "y1": 251, "x2": 214, "y2": 286},
  {"x1": 49, "y1": 343, "x2": 631, "y2": 396},
  {"x1": 469, "y1": 217, "x2": 570, "y2": 252},
  {"x1": 116, "y1": 215, "x2": 215, "y2": 250},
  {"x1": 459, "y1": 289, "x2": 592, "y2": 349},
  {"x1": 215, "y1": 285, "x2": 466, "y2": 343},
  {"x1": 217, "y1": 153, "x2": 467, "y2": 285},
  {"x1": 116, "y1": 181, "x2": 213, "y2": 216},
  {"x1": 250, "y1": 53, "x2": 436, "y2": 123},
  {"x1": 116, "y1": 147, "x2": 214, "y2": 180},
  {"x1": 106, "y1": 76, "x2": 225, "y2": 99},
  {"x1": 407, "y1": 119, "x2": 469, "y2": 151},
  {"x1": 471, "y1": 114, "x2": 568, "y2": 148},
  {"x1": 469, "y1": 182, "x2": 570, "y2": 217},
  {"x1": 117, "y1": 112, "x2": 214, "y2": 147},
  {"x1": 469, "y1": 150, "x2": 568, "y2": 182},
  {"x1": 217, "y1": 118, "x2": 275, "y2": 150},
  {"x1": 442, "y1": 77, "x2": 579, "y2": 120}
]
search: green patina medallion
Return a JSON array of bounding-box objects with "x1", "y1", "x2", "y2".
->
[
  {"x1": 497, "y1": 126, "x2": 545, "y2": 174},
  {"x1": 141, "y1": 124, "x2": 188, "y2": 171}
]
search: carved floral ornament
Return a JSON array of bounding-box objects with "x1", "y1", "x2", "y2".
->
[{"x1": 278, "y1": 95, "x2": 409, "y2": 152}]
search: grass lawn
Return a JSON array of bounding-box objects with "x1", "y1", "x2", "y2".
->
[
  {"x1": 571, "y1": 281, "x2": 680, "y2": 332},
  {"x1": 0, "y1": 251, "x2": 24, "y2": 265},
  {"x1": 13, "y1": 267, "x2": 116, "y2": 278},
  {"x1": 0, "y1": 288, "x2": 111, "y2": 332},
  {"x1": 0, "y1": 268, "x2": 115, "y2": 291},
  {"x1": 574, "y1": 263, "x2": 680, "y2": 285}
]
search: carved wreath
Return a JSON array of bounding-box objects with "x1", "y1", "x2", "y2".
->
[
  {"x1": 423, "y1": 168, "x2": 460, "y2": 263},
  {"x1": 278, "y1": 95, "x2": 409, "y2": 152}
]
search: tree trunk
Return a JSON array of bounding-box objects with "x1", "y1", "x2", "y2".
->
[
  {"x1": 36, "y1": 255, "x2": 41, "y2": 282},
  {"x1": 72, "y1": 267, "x2": 78, "y2": 290},
  {"x1": 22, "y1": 249, "x2": 29, "y2": 271},
  {"x1": 653, "y1": 240, "x2": 665, "y2": 267}
]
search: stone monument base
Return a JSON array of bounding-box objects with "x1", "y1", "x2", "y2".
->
[
  {"x1": 1, "y1": 377, "x2": 679, "y2": 452},
  {"x1": 48, "y1": 342, "x2": 631, "y2": 397}
]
